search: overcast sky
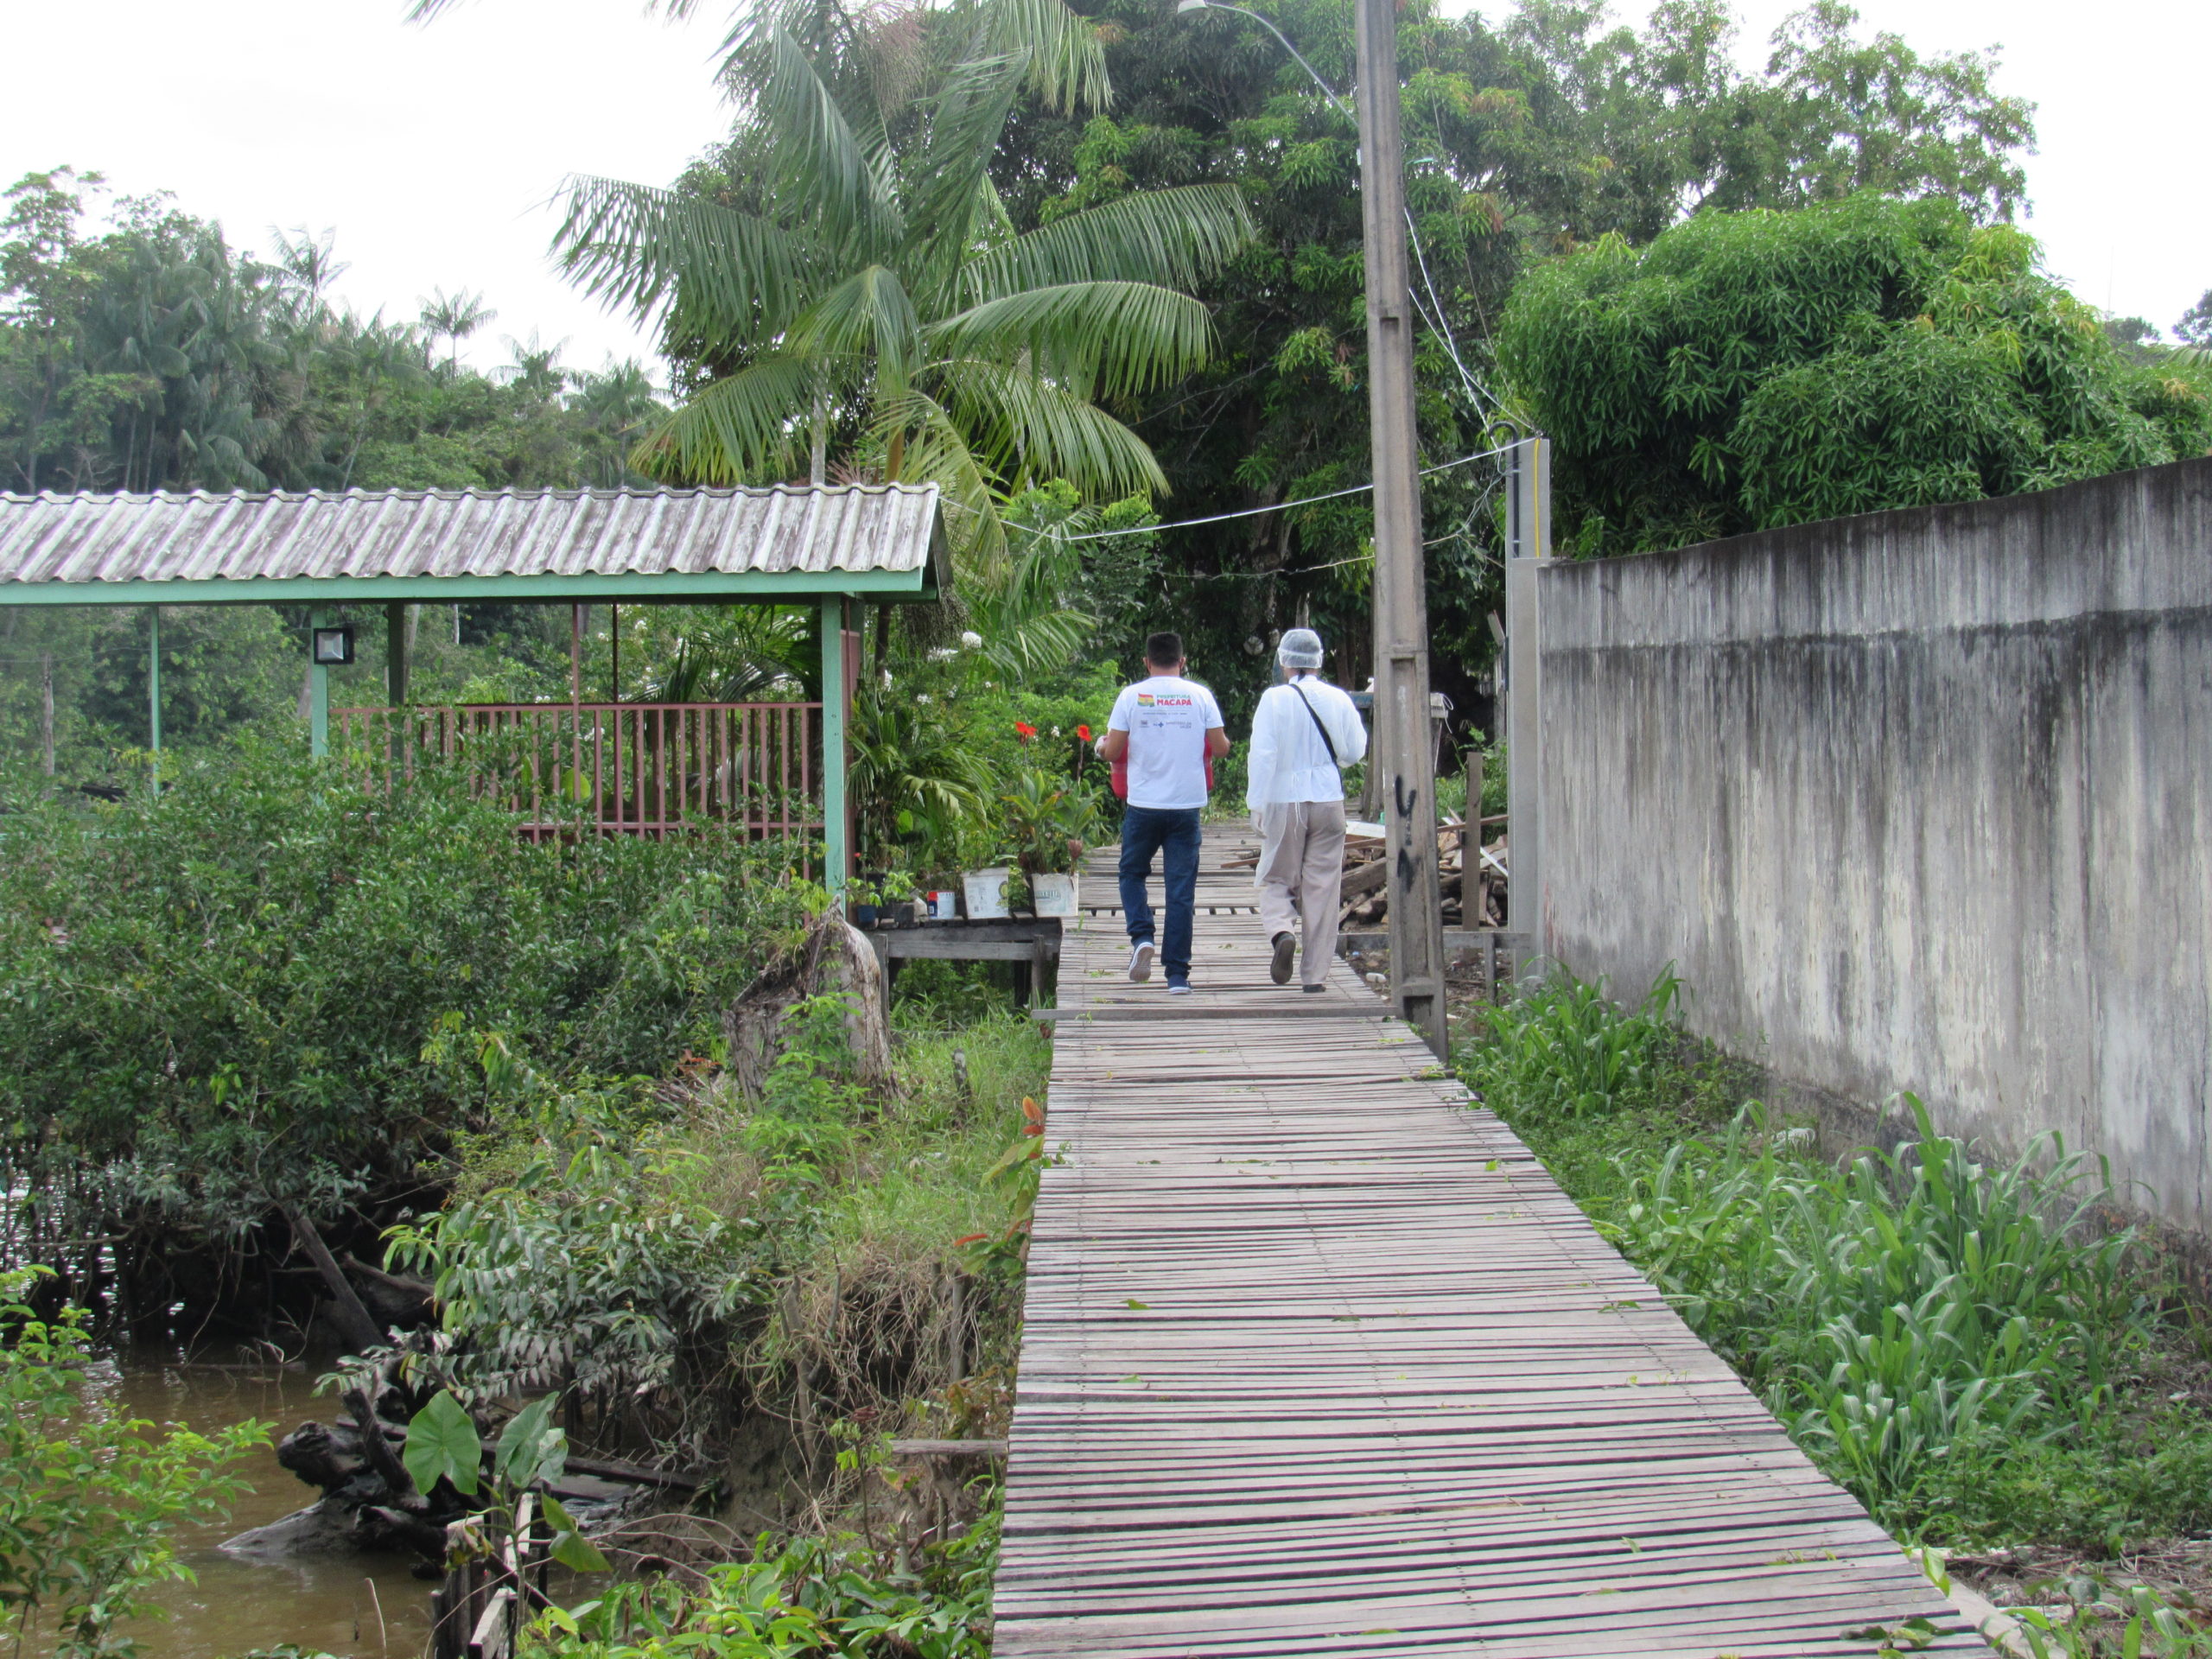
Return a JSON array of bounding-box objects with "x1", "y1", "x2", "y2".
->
[{"x1": 3, "y1": 0, "x2": 2204, "y2": 388}]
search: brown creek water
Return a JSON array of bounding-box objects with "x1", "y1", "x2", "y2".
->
[{"x1": 95, "y1": 1356, "x2": 434, "y2": 1659}]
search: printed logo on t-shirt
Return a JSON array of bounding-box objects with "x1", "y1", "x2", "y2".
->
[{"x1": 1135, "y1": 693, "x2": 1154, "y2": 706}]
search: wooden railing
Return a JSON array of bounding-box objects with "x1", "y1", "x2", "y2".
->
[{"x1": 333, "y1": 702, "x2": 823, "y2": 851}]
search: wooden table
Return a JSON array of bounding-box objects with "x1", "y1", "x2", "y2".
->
[{"x1": 863, "y1": 918, "x2": 1062, "y2": 1007}]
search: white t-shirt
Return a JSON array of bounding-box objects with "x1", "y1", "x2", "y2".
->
[{"x1": 1108, "y1": 675, "x2": 1224, "y2": 810}]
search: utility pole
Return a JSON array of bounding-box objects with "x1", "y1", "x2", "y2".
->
[
  {"x1": 1353, "y1": 0, "x2": 1448, "y2": 1059},
  {"x1": 1503, "y1": 435, "x2": 1551, "y2": 956}
]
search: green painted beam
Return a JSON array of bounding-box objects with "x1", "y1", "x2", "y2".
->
[{"x1": 0, "y1": 567, "x2": 933, "y2": 607}]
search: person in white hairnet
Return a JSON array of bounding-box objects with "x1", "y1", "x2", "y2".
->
[{"x1": 1245, "y1": 628, "x2": 1368, "y2": 990}]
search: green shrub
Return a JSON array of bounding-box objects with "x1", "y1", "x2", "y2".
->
[
  {"x1": 0, "y1": 1269, "x2": 264, "y2": 1658},
  {"x1": 523, "y1": 1516, "x2": 998, "y2": 1659},
  {"x1": 1461, "y1": 967, "x2": 1683, "y2": 1119},
  {"x1": 0, "y1": 740, "x2": 810, "y2": 1309}
]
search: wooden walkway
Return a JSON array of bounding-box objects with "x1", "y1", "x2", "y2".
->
[{"x1": 995, "y1": 826, "x2": 1991, "y2": 1658}]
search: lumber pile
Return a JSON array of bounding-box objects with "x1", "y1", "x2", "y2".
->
[{"x1": 1338, "y1": 815, "x2": 1506, "y2": 930}]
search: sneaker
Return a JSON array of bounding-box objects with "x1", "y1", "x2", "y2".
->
[
  {"x1": 1269, "y1": 931, "x2": 1295, "y2": 985},
  {"x1": 1302, "y1": 983, "x2": 1326, "y2": 994},
  {"x1": 1166, "y1": 976, "x2": 1193, "y2": 996},
  {"x1": 1128, "y1": 940, "x2": 1155, "y2": 982}
]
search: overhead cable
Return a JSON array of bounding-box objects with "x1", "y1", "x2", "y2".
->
[{"x1": 1051, "y1": 442, "x2": 1512, "y2": 543}]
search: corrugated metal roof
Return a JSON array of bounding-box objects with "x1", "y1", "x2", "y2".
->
[{"x1": 0, "y1": 482, "x2": 943, "y2": 593}]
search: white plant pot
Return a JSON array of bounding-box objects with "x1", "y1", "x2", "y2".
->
[
  {"x1": 962, "y1": 868, "x2": 1011, "y2": 919},
  {"x1": 1031, "y1": 873, "x2": 1080, "y2": 918}
]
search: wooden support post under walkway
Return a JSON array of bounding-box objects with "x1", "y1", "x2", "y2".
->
[{"x1": 995, "y1": 824, "x2": 1993, "y2": 1657}]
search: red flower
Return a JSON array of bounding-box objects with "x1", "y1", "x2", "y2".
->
[
  {"x1": 1014, "y1": 721, "x2": 1038, "y2": 741},
  {"x1": 1076, "y1": 723, "x2": 1093, "y2": 741}
]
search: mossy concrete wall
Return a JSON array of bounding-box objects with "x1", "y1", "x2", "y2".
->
[{"x1": 1534, "y1": 456, "x2": 2212, "y2": 1233}]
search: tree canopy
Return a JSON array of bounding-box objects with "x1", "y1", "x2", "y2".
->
[
  {"x1": 967, "y1": 0, "x2": 2041, "y2": 703},
  {"x1": 0, "y1": 168, "x2": 663, "y2": 499},
  {"x1": 1498, "y1": 194, "x2": 2212, "y2": 555},
  {"x1": 555, "y1": 0, "x2": 1251, "y2": 556}
]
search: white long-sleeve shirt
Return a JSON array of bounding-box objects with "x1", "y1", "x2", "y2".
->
[{"x1": 1245, "y1": 674, "x2": 1368, "y2": 809}]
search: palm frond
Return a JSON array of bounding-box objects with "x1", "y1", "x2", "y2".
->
[
  {"x1": 630, "y1": 353, "x2": 820, "y2": 484},
  {"x1": 790, "y1": 267, "x2": 924, "y2": 397},
  {"x1": 976, "y1": 0, "x2": 1113, "y2": 113},
  {"x1": 553, "y1": 176, "x2": 811, "y2": 349},
  {"x1": 937, "y1": 358, "x2": 1171, "y2": 499},
  {"x1": 963, "y1": 185, "x2": 1255, "y2": 303},
  {"x1": 929, "y1": 282, "x2": 1216, "y2": 399},
  {"x1": 905, "y1": 52, "x2": 1030, "y2": 301},
  {"x1": 751, "y1": 27, "x2": 905, "y2": 250},
  {"x1": 879, "y1": 389, "x2": 1008, "y2": 563}
]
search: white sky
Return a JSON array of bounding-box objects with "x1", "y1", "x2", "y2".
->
[{"x1": 2, "y1": 0, "x2": 2206, "y2": 386}]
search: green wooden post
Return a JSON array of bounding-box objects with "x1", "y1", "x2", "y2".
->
[
  {"x1": 147, "y1": 607, "x2": 161, "y2": 797},
  {"x1": 309, "y1": 611, "x2": 331, "y2": 759},
  {"x1": 385, "y1": 601, "x2": 410, "y2": 707},
  {"x1": 819, "y1": 596, "x2": 848, "y2": 896}
]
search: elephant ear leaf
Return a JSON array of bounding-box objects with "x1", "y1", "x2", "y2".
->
[
  {"x1": 404, "y1": 1389, "x2": 482, "y2": 1497},
  {"x1": 541, "y1": 1494, "x2": 610, "y2": 1573},
  {"x1": 493, "y1": 1395, "x2": 565, "y2": 1490}
]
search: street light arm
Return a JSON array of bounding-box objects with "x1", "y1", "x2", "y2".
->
[{"x1": 1176, "y1": 0, "x2": 1354, "y2": 121}]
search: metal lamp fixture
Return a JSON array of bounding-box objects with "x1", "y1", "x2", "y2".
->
[{"x1": 311, "y1": 624, "x2": 356, "y2": 666}]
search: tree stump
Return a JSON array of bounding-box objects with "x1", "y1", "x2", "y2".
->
[{"x1": 724, "y1": 909, "x2": 894, "y2": 1099}]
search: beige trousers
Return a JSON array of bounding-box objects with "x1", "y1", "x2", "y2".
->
[{"x1": 1255, "y1": 798, "x2": 1347, "y2": 988}]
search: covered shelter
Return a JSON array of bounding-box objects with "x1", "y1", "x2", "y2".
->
[{"x1": 0, "y1": 481, "x2": 950, "y2": 884}]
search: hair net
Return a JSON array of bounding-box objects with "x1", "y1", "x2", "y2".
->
[{"x1": 1276, "y1": 627, "x2": 1325, "y2": 670}]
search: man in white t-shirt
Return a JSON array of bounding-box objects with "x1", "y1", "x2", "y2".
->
[
  {"x1": 1096, "y1": 632, "x2": 1229, "y2": 995},
  {"x1": 1245, "y1": 628, "x2": 1368, "y2": 991}
]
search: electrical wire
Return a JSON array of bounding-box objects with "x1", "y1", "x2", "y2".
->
[
  {"x1": 1052, "y1": 442, "x2": 1510, "y2": 543},
  {"x1": 1185, "y1": 1, "x2": 1501, "y2": 424}
]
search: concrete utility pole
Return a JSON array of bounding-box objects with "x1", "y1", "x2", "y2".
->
[
  {"x1": 1503, "y1": 436, "x2": 1551, "y2": 955},
  {"x1": 1353, "y1": 0, "x2": 1448, "y2": 1059}
]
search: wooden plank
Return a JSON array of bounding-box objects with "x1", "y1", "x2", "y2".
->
[{"x1": 991, "y1": 824, "x2": 1992, "y2": 1658}]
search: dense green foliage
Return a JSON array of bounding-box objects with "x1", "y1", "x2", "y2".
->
[
  {"x1": 0, "y1": 743, "x2": 811, "y2": 1310},
  {"x1": 1464, "y1": 976, "x2": 2212, "y2": 1560},
  {"x1": 0, "y1": 1269, "x2": 263, "y2": 1657},
  {"x1": 0, "y1": 168, "x2": 660, "y2": 498},
  {"x1": 388, "y1": 987, "x2": 1045, "y2": 1452},
  {"x1": 1499, "y1": 195, "x2": 2212, "y2": 553},
  {"x1": 969, "y1": 0, "x2": 2039, "y2": 709},
  {"x1": 562, "y1": 0, "x2": 1249, "y2": 551},
  {"x1": 522, "y1": 1518, "x2": 997, "y2": 1658}
]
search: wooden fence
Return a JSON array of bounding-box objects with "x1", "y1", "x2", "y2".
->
[{"x1": 334, "y1": 701, "x2": 823, "y2": 854}]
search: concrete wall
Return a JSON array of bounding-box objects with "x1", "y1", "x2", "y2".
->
[{"x1": 1534, "y1": 456, "x2": 2212, "y2": 1233}]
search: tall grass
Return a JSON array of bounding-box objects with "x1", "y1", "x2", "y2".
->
[
  {"x1": 1459, "y1": 970, "x2": 2192, "y2": 1541},
  {"x1": 1611, "y1": 1100, "x2": 2146, "y2": 1516}
]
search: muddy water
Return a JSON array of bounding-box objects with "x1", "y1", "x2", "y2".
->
[{"x1": 99, "y1": 1357, "x2": 433, "y2": 1659}]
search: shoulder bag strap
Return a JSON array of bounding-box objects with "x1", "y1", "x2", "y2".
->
[{"x1": 1287, "y1": 680, "x2": 1341, "y2": 768}]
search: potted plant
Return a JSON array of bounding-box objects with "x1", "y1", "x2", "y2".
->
[{"x1": 999, "y1": 767, "x2": 1095, "y2": 918}]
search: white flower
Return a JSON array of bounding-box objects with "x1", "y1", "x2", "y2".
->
[
  {"x1": 916, "y1": 693, "x2": 932, "y2": 704},
  {"x1": 960, "y1": 630, "x2": 983, "y2": 650},
  {"x1": 929, "y1": 646, "x2": 957, "y2": 662},
  {"x1": 881, "y1": 671, "x2": 893, "y2": 688},
  {"x1": 1051, "y1": 726, "x2": 1061, "y2": 737}
]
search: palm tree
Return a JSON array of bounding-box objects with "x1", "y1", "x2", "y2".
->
[
  {"x1": 550, "y1": 0, "x2": 1252, "y2": 551},
  {"x1": 418, "y1": 287, "x2": 499, "y2": 378}
]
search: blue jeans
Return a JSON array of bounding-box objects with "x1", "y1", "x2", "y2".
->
[{"x1": 1119, "y1": 805, "x2": 1203, "y2": 979}]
